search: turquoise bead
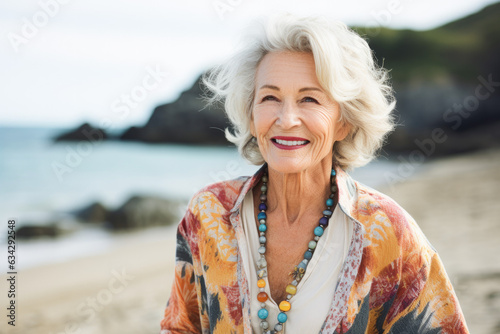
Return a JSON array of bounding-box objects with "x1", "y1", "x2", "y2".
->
[
  {"x1": 258, "y1": 212, "x2": 267, "y2": 220},
  {"x1": 331, "y1": 169, "x2": 336, "y2": 176},
  {"x1": 258, "y1": 308, "x2": 269, "y2": 319},
  {"x1": 314, "y1": 226, "x2": 324, "y2": 236},
  {"x1": 326, "y1": 198, "x2": 334, "y2": 207},
  {"x1": 304, "y1": 250, "x2": 313, "y2": 260},
  {"x1": 323, "y1": 209, "x2": 333, "y2": 217},
  {"x1": 277, "y1": 312, "x2": 287, "y2": 323},
  {"x1": 308, "y1": 240, "x2": 317, "y2": 249},
  {"x1": 259, "y1": 224, "x2": 267, "y2": 232}
]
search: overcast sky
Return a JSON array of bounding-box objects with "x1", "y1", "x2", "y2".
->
[{"x1": 1, "y1": 0, "x2": 498, "y2": 128}]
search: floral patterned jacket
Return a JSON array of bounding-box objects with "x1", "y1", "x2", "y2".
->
[{"x1": 160, "y1": 165, "x2": 468, "y2": 333}]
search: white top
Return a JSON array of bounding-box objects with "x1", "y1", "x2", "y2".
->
[{"x1": 240, "y1": 190, "x2": 353, "y2": 334}]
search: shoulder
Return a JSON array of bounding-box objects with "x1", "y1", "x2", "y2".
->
[
  {"x1": 188, "y1": 176, "x2": 250, "y2": 213},
  {"x1": 351, "y1": 180, "x2": 436, "y2": 256}
]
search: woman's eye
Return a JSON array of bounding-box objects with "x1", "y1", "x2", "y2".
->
[
  {"x1": 262, "y1": 95, "x2": 277, "y2": 102},
  {"x1": 302, "y1": 96, "x2": 318, "y2": 103}
]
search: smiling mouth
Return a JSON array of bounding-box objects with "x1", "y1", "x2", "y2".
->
[
  {"x1": 271, "y1": 137, "x2": 310, "y2": 149},
  {"x1": 272, "y1": 138, "x2": 308, "y2": 146}
]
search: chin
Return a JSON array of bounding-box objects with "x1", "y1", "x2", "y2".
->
[{"x1": 265, "y1": 156, "x2": 312, "y2": 175}]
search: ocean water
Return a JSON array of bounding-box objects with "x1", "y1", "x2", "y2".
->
[{"x1": 0, "y1": 126, "x2": 402, "y2": 269}]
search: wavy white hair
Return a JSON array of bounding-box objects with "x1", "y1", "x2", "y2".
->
[{"x1": 203, "y1": 14, "x2": 396, "y2": 170}]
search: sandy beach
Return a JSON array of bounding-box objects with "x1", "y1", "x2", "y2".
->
[{"x1": 2, "y1": 149, "x2": 499, "y2": 334}]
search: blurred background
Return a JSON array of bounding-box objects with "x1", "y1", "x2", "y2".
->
[{"x1": 1, "y1": 0, "x2": 499, "y2": 333}]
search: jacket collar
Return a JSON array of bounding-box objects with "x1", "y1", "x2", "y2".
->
[{"x1": 229, "y1": 164, "x2": 359, "y2": 223}]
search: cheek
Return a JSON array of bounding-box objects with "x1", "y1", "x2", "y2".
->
[
  {"x1": 306, "y1": 107, "x2": 339, "y2": 141},
  {"x1": 252, "y1": 106, "x2": 274, "y2": 135}
]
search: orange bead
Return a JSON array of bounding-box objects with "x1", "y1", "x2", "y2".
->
[
  {"x1": 257, "y1": 292, "x2": 268, "y2": 302},
  {"x1": 257, "y1": 279, "x2": 266, "y2": 288},
  {"x1": 279, "y1": 300, "x2": 291, "y2": 312}
]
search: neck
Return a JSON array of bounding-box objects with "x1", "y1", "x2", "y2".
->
[{"x1": 264, "y1": 159, "x2": 333, "y2": 227}]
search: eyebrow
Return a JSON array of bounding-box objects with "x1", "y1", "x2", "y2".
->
[{"x1": 258, "y1": 84, "x2": 323, "y2": 93}]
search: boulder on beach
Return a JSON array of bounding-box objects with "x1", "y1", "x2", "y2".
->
[
  {"x1": 16, "y1": 224, "x2": 62, "y2": 239},
  {"x1": 106, "y1": 195, "x2": 183, "y2": 230},
  {"x1": 53, "y1": 122, "x2": 109, "y2": 142},
  {"x1": 73, "y1": 201, "x2": 108, "y2": 223}
]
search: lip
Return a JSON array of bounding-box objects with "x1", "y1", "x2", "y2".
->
[{"x1": 271, "y1": 136, "x2": 310, "y2": 150}]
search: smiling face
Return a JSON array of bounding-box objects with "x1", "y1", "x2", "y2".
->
[{"x1": 250, "y1": 51, "x2": 349, "y2": 174}]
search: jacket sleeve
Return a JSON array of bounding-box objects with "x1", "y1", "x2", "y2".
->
[
  {"x1": 160, "y1": 214, "x2": 202, "y2": 334},
  {"x1": 385, "y1": 250, "x2": 469, "y2": 333}
]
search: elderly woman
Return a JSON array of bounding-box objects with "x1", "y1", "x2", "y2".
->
[{"x1": 160, "y1": 15, "x2": 468, "y2": 334}]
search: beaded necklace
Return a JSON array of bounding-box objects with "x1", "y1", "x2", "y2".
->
[{"x1": 255, "y1": 167, "x2": 338, "y2": 333}]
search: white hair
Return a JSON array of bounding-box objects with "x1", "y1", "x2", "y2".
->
[{"x1": 203, "y1": 14, "x2": 396, "y2": 170}]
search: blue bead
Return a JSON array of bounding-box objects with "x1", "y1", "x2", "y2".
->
[
  {"x1": 319, "y1": 217, "x2": 329, "y2": 226},
  {"x1": 326, "y1": 198, "x2": 334, "y2": 207},
  {"x1": 277, "y1": 312, "x2": 287, "y2": 323},
  {"x1": 258, "y1": 308, "x2": 269, "y2": 319},
  {"x1": 323, "y1": 210, "x2": 333, "y2": 217},
  {"x1": 258, "y1": 212, "x2": 267, "y2": 220},
  {"x1": 259, "y1": 224, "x2": 267, "y2": 232},
  {"x1": 304, "y1": 250, "x2": 313, "y2": 260},
  {"x1": 331, "y1": 169, "x2": 336, "y2": 176},
  {"x1": 298, "y1": 261, "x2": 307, "y2": 270},
  {"x1": 314, "y1": 226, "x2": 324, "y2": 236},
  {"x1": 259, "y1": 203, "x2": 267, "y2": 211}
]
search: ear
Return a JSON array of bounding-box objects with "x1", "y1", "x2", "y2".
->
[
  {"x1": 334, "y1": 121, "x2": 351, "y2": 142},
  {"x1": 249, "y1": 111, "x2": 256, "y2": 137}
]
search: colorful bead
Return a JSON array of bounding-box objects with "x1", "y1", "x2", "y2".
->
[
  {"x1": 262, "y1": 175, "x2": 268, "y2": 182},
  {"x1": 298, "y1": 261, "x2": 307, "y2": 271},
  {"x1": 277, "y1": 312, "x2": 288, "y2": 323},
  {"x1": 260, "y1": 321, "x2": 269, "y2": 329},
  {"x1": 257, "y1": 279, "x2": 266, "y2": 288},
  {"x1": 259, "y1": 236, "x2": 266, "y2": 243},
  {"x1": 261, "y1": 185, "x2": 268, "y2": 192},
  {"x1": 258, "y1": 212, "x2": 267, "y2": 220},
  {"x1": 275, "y1": 323, "x2": 283, "y2": 332},
  {"x1": 279, "y1": 301, "x2": 291, "y2": 312},
  {"x1": 331, "y1": 184, "x2": 338, "y2": 192},
  {"x1": 314, "y1": 226, "x2": 324, "y2": 236},
  {"x1": 257, "y1": 292, "x2": 269, "y2": 302},
  {"x1": 259, "y1": 203, "x2": 267, "y2": 211},
  {"x1": 285, "y1": 284, "x2": 297, "y2": 295},
  {"x1": 304, "y1": 250, "x2": 313, "y2": 260},
  {"x1": 259, "y1": 224, "x2": 267, "y2": 232},
  {"x1": 308, "y1": 240, "x2": 317, "y2": 249},
  {"x1": 323, "y1": 209, "x2": 333, "y2": 217},
  {"x1": 326, "y1": 198, "x2": 334, "y2": 207},
  {"x1": 258, "y1": 308, "x2": 269, "y2": 319},
  {"x1": 319, "y1": 217, "x2": 329, "y2": 226},
  {"x1": 331, "y1": 169, "x2": 336, "y2": 176},
  {"x1": 260, "y1": 194, "x2": 267, "y2": 201},
  {"x1": 258, "y1": 246, "x2": 266, "y2": 254},
  {"x1": 259, "y1": 219, "x2": 266, "y2": 224}
]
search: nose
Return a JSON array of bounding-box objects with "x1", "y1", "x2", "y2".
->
[{"x1": 276, "y1": 101, "x2": 301, "y2": 129}]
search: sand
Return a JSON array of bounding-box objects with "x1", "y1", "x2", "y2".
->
[{"x1": 1, "y1": 149, "x2": 499, "y2": 334}]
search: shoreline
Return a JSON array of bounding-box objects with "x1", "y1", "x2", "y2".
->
[{"x1": 2, "y1": 148, "x2": 499, "y2": 334}]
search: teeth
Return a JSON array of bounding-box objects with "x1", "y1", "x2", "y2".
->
[{"x1": 275, "y1": 139, "x2": 307, "y2": 146}]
